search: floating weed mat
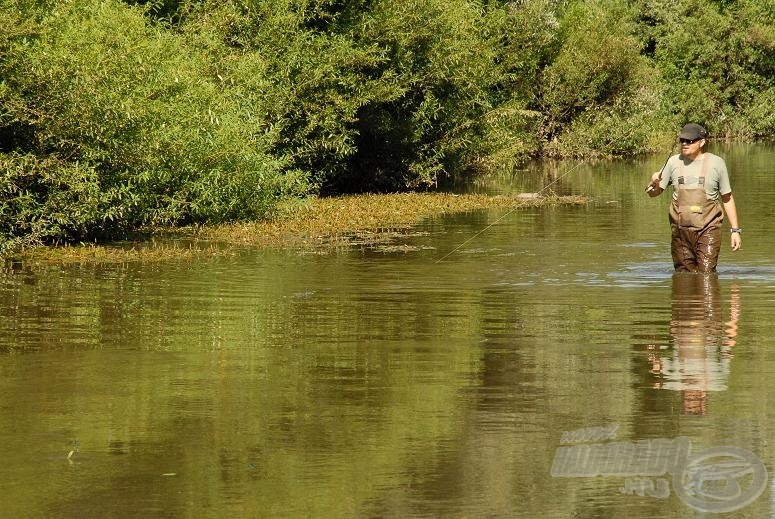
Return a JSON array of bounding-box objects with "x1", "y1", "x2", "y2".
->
[
  {"x1": 195, "y1": 193, "x2": 586, "y2": 254},
  {"x1": 198, "y1": 193, "x2": 585, "y2": 250},
  {"x1": 11, "y1": 239, "x2": 237, "y2": 267},
  {"x1": 371, "y1": 244, "x2": 437, "y2": 254},
  {"x1": 296, "y1": 230, "x2": 436, "y2": 255},
  {"x1": 9, "y1": 193, "x2": 585, "y2": 265}
]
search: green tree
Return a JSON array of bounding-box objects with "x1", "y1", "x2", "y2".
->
[
  {"x1": 535, "y1": 0, "x2": 669, "y2": 157},
  {"x1": 637, "y1": 0, "x2": 775, "y2": 137}
]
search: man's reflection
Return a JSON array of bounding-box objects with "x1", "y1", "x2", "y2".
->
[{"x1": 648, "y1": 273, "x2": 740, "y2": 415}]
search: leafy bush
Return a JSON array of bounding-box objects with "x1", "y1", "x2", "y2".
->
[
  {"x1": 193, "y1": 0, "x2": 542, "y2": 191},
  {"x1": 535, "y1": 0, "x2": 665, "y2": 156},
  {"x1": 0, "y1": 0, "x2": 307, "y2": 252},
  {"x1": 337, "y1": 0, "x2": 486, "y2": 189},
  {"x1": 641, "y1": 0, "x2": 775, "y2": 137},
  {"x1": 335, "y1": 0, "x2": 543, "y2": 190},
  {"x1": 190, "y1": 0, "x2": 399, "y2": 191},
  {"x1": 0, "y1": 153, "x2": 122, "y2": 254}
]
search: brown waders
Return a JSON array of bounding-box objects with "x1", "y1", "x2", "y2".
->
[{"x1": 668, "y1": 159, "x2": 724, "y2": 272}]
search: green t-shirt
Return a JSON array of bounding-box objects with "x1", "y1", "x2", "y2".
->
[{"x1": 658, "y1": 153, "x2": 732, "y2": 201}]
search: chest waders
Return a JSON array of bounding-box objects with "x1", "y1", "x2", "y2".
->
[{"x1": 668, "y1": 158, "x2": 724, "y2": 272}]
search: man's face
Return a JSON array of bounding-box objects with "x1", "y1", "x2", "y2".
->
[{"x1": 680, "y1": 137, "x2": 705, "y2": 155}]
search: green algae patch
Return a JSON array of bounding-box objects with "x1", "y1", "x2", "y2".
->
[
  {"x1": 198, "y1": 193, "x2": 584, "y2": 247},
  {"x1": 13, "y1": 239, "x2": 238, "y2": 267},
  {"x1": 9, "y1": 192, "x2": 585, "y2": 266}
]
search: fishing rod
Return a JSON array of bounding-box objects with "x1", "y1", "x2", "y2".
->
[
  {"x1": 435, "y1": 160, "x2": 587, "y2": 264},
  {"x1": 645, "y1": 143, "x2": 677, "y2": 193}
]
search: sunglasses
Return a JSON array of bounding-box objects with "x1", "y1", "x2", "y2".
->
[{"x1": 679, "y1": 137, "x2": 702, "y2": 144}]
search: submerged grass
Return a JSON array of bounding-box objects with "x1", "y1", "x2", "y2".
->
[{"x1": 8, "y1": 192, "x2": 585, "y2": 266}]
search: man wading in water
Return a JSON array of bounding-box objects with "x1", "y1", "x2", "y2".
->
[{"x1": 646, "y1": 123, "x2": 741, "y2": 272}]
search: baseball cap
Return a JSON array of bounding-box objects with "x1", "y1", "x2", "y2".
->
[{"x1": 679, "y1": 123, "x2": 708, "y2": 140}]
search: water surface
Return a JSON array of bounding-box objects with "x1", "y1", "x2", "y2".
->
[{"x1": 1, "y1": 143, "x2": 774, "y2": 518}]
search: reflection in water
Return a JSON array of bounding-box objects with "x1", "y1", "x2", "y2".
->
[{"x1": 648, "y1": 273, "x2": 740, "y2": 415}]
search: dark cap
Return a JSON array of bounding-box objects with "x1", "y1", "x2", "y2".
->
[{"x1": 679, "y1": 123, "x2": 707, "y2": 140}]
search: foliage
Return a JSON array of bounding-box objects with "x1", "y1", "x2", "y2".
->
[
  {"x1": 336, "y1": 0, "x2": 504, "y2": 190},
  {"x1": 198, "y1": 0, "x2": 401, "y2": 191},
  {"x1": 635, "y1": 0, "x2": 775, "y2": 138},
  {"x1": 0, "y1": 0, "x2": 772, "y2": 251},
  {"x1": 0, "y1": 0, "x2": 303, "y2": 253},
  {"x1": 535, "y1": 0, "x2": 669, "y2": 157},
  {"x1": 0, "y1": 154, "x2": 111, "y2": 255}
]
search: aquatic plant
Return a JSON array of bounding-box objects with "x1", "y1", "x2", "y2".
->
[{"x1": 8, "y1": 193, "x2": 584, "y2": 265}]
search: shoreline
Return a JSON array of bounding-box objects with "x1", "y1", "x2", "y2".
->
[{"x1": 5, "y1": 192, "x2": 586, "y2": 267}]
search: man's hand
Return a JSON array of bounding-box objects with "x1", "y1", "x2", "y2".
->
[
  {"x1": 731, "y1": 232, "x2": 741, "y2": 251},
  {"x1": 646, "y1": 172, "x2": 663, "y2": 196}
]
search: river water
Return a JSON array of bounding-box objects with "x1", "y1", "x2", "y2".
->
[{"x1": 1, "y1": 143, "x2": 774, "y2": 518}]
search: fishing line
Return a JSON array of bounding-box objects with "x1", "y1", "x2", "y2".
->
[{"x1": 435, "y1": 160, "x2": 588, "y2": 264}]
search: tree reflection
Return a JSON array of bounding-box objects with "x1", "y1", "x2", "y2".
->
[{"x1": 647, "y1": 273, "x2": 740, "y2": 415}]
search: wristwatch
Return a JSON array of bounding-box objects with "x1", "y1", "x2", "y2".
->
[{"x1": 730, "y1": 228, "x2": 742, "y2": 233}]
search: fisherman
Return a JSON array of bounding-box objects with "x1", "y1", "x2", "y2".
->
[{"x1": 646, "y1": 123, "x2": 741, "y2": 272}]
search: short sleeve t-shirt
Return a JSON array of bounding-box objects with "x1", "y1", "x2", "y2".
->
[{"x1": 658, "y1": 153, "x2": 731, "y2": 201}]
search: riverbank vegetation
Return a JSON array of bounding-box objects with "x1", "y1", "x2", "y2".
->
[
  {"x1": 11, "y1": 192, "x2": 585, "y2": 265},
  {"x1": 1, "y1": 0, "x2": 772, "y2": 254}
]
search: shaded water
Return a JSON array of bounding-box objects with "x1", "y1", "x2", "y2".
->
[{"x1": 1, "y1": 143, "x2": 774, "y2": 518}]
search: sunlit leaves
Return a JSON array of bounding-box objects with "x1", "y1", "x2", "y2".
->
[{"x1": 0, "y1": 0, "x2": 771, "y2": 253}]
